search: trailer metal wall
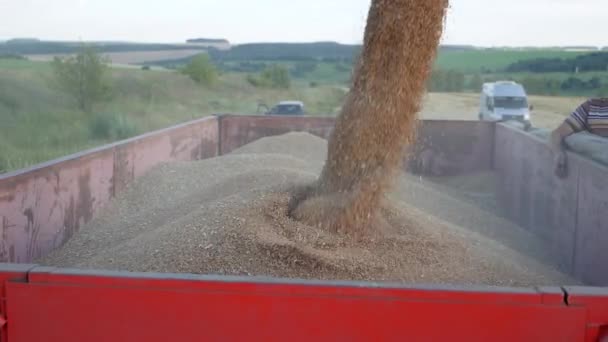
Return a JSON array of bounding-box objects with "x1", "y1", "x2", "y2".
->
[
  {"x1": 217, "y1": 114, "x2": 335, "y2": 154},
  {"x1": 408, "y1": 120, "x2": 495, "y2": 174},
  {"x1": 0, "y1": 117, "x2": 218, "y2": 263},
  {"x1": 494, "y1": 124, "x2": 608, "y2": 286}
]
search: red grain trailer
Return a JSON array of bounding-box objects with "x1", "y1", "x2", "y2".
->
[{"x1": 0, "y1": 115, "x2": 607, "y2": 341}]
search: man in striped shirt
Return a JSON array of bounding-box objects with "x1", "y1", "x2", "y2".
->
[{"x1": 551, "y1": 98, "x2": 608, "y2": 178}]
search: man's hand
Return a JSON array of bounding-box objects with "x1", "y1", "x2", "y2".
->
[{"x1": 554, "y1": 151, "x2": 568, "y2": 178}]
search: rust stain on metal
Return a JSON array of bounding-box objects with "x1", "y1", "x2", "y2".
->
[
  {"x1": 113, "y1": 147, "x2": 134, "y2": 195},
  {"x1": 62, "y1": 170, "x2": 94, "y2": 244},
  {"x1": 63, "y1": 197, "x2": 77, "y2": 244},
  {"x1": 78, "y1": 170, "x2": 94, "y2": 223},
  {"x1": 190, "y1": 144, "x2": 202, "y2": 160},
  {"x1": 169, "y1": 132, "x2": 188, "y2": 158},
  {"x1": 23, "y1": 208, "x2": 34, "y2": 234},
  {"x1": 0, "y1": 216, "x2": 15, "y2": 262},
  {"x1": 23, "y1": 207, "x2": 41, "y2": 262}
]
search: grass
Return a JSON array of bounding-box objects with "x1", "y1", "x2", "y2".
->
[
  {"x1": 0, "y1": 60, "x2": 346, "y2": 172},
  {"x1": 0, "y1": 58, "x2": 50, "y2": 71}
]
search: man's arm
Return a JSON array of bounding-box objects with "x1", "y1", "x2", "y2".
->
[
  {"x1": 551, "y1": 100, "x2": 588, "y2": 178},
  {"x1": 550, "y1": 121, "x2": 574, "y2": 154}
]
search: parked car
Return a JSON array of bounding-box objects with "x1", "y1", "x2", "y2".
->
[{"x1": 266, "y1": 101, "x2": 305, "y2": 115}]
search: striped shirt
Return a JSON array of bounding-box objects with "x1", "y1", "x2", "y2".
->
[{"x1": 566, "y1": 98, "x2": 608, "y2": 137}]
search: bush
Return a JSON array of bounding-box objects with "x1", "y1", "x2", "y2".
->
[
  {"x1": 467, "y1": 74, "x2": 483, "y2": 91},
  {"x1": 113, "y1": 116, "x2": 138, "y2": 139},
  {"x1": 181, "y1": 54, "x2": 218, "y2": 86},
  {"x1": 261, "y1": 64, "x2": 291, "y2": 88},
  {"x1": 51, "y1": 45, "x2": 111, "y2": 112},
  {"x1": 247, "y1": 65, "x2": 291, "y2": 89},
  {"x1": 246, "y1": 74, "x2": 263, "y2": 87},
  {"x1": 309, "y1": 81, "x2": 319, "y2": 88},
  {"x1": 89, "y1": 113, "x2": 138, "y2": 140},
  {"x1": 291, "y1": 61, "x2": 318, "y2": 77},
  {"x1": 89, "y1": 114, "x2": 114, "y2": 139}
]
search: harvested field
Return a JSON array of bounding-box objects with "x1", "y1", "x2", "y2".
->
[
  {"x1": 421, "y1": 93, "x2": 585, "y2": 129},
  {"x1": 42, "y1": 132, "x2": 576, "y2": 287}
]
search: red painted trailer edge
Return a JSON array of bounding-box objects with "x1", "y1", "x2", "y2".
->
[
  {"x1": 565, "y1": 286, "x2": 608, "y2": 342},
  {"x1": 3, "y1": 265, "x2": 608, "y2": 341},
  {"x1": 0, "y1": 264, "x2": 36, "y2": 342}
]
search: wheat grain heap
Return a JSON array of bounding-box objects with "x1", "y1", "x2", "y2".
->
[
  {"x1": 42, "y1": 132, "x2": 575, "y2": 286},
  {"x1": 41, "y1": 0, "x2": 576, "y2": 286}
]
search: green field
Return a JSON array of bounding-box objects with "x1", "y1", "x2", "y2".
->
[
  {"x1": 434, "y1": 49, "x2": 583, "y2": 73},
  {"x1": 1, "y1": 47, "x2": 607, "y2": 173},
  {"x1": 0, "y1": 59, "x2": 346, "y2": 172},
  {"x1": 215, "y1": 49, "x2": 608, "y2": 95}
]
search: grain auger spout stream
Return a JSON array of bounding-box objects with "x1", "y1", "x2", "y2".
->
[{"x1": 290, "y1": 0, "x2": 450, "y2": 234}]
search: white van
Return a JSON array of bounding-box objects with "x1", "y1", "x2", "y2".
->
[{"x1": 479, "y1": 81, "x2": 532, "y2": 129}]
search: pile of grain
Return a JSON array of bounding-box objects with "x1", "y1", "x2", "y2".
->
[{"x1": 42, "y1": 132, "x2": 575, "y2": 286}]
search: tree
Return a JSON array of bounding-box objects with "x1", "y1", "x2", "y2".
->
[
  {"x1": 290, "y1": 0, "x2": 448, "y2": 233},
  {"x1": 51, "y1": 46, "x2": 110, "y2": 112},
  {"x1": 468, "y1": 74, "x2": 483, "y2": 91},
  {"x1": 261, "y1": 64, "x2": 291, "y2": 88},
  {"x1": 291, "y1": 61, "x2": 318, "y2": 77},
  {"x1": 181, "y1": 54, "x2": 218, "y2": 86},
  {"x1": 246, "y1": 64, "x2": 291, "y2": 89}
]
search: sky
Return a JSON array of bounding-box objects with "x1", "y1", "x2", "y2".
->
[{"x1": 1, "y1": 0, "x2": 607, "y2": 47}]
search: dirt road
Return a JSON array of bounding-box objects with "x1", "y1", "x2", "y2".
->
[{"x1": 421, "y1": 93, "x2": 585, "y2": 129}]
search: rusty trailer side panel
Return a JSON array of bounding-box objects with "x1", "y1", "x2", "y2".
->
[
  {"x1": 0, "y1": 117, "x2": 218, "y2": 264},
  {"x1": 3, "y1": 265, "x2": 608, "y2": 342},
  {"x1": 0, "y1": 114, "x2": 495, "y2": 265}
]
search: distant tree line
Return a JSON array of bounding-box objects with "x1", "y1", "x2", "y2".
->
[
  {"x1": 506, "y1": 52, "x2": 608, "y2": 73},
  {"x1": 0, "y1": 41, "x2": 204, "y2": 55},
  {"x1": 518, "y1": 76, "x2": 607, "y2": 96},
  {"x1": 426, "y1": 69, "x2": 608, "y2": 96},
  {"x1": 427, "y1": 70, "x2": 466, "y2": 92},
  {"x1": 208, "y1": 42, "x2": 362, "y2": 62},
  {"x1": 186, "y1": 38, "x2": 230, "y2": 44},
  {"x1": 1, "y1": 40, "x2": 477, "y2": 63}
]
